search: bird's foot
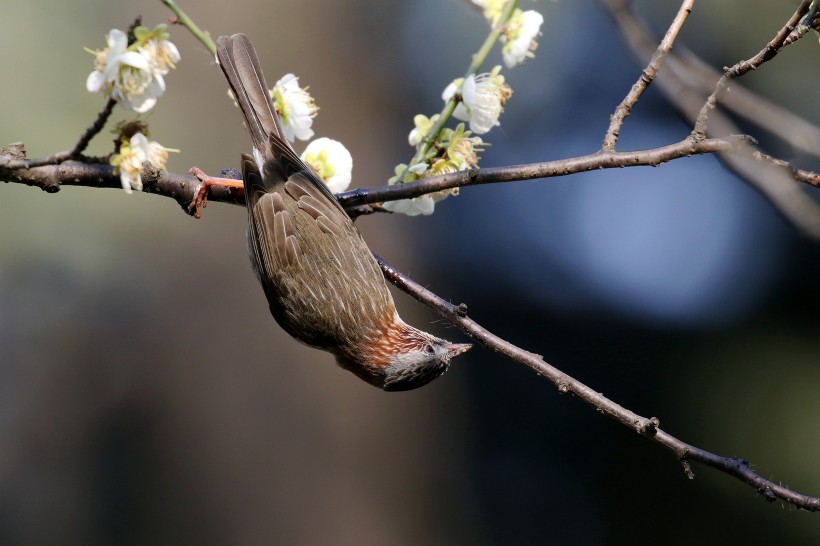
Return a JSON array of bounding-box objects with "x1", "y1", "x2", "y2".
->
[{"x1": 187, "y1": 167, "x2": 245, "y2": 219}]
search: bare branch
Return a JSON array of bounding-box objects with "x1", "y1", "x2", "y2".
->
[
  {"x1": 692, "y1": 0, "x2": 813, "y2": 137},
  {"x1": 1, "y1": 136, "x2": 748, "y2": 213},
  {"x1": 674, "y1": 48, "x2": 820, "y2": 159},
  {"x1": 601, "y1": 0, "x2": 820, "y2": 241},
  {"x1": 375, "y1": 254, "x2": 820, "y2": 511},
  {"x1": 336, "y1": 136, "x2": 747, "y2": 208},
  {"x1": 0, "y1": 98, "x2": 116, "y2": 169},
  {"x1": 602, "y1": 0, "x2": 694, "y2": 151}
]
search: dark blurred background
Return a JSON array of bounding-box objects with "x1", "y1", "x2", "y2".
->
[{"x1": 2, "y1": 1, "x2": 819, "y2": 544}]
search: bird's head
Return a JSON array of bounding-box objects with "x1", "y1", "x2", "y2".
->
[
  {"x1": 381, "y1": 329, "x2": 472, "y2": 391},
  {"x1": 336, "y1": 318, "x2": 471, "y2": 391}
]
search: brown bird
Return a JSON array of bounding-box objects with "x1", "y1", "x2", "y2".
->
[{"x1": 204, "y1": 33, "x2": 470, "y2": 391}]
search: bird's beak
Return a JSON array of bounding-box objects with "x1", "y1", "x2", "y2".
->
[{"x1": 446, "y1": 343, "x2": 472, "y2": 356}]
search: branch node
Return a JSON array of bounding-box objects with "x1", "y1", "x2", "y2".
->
[
  {"x1": 1, "y1": 142, "x2": 27, "y2": 160},
  {"x1": 759, "y1": 486, "x2": 778, "y2": 503},
  {"x1": 456, "y1": 302, "x2": 469, "y2": 317},
  {"x1": 680, "y1": 458, "x2": 696, "y2": 480},
  {"x1": 557, "y1": 382, "x2": 571, "y2": 394},
  {"x1": 637, "y1": 416, "x2": 660, "y2": 435}
]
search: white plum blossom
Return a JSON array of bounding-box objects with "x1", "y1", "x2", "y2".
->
[
  {"x1": 272, "y1": 74, "x2": 318, "y2": 142},
  {"x1": 437, "y1": 124, "x2": 483, "y2": 174},
  {"x1": 443, "y1": 66, "x2": 511, "y2": 134},
  {"x1": 139, "y1": 35, "x2": 181, "y2": 76},
  {"x1": 381, "y1": 162, "x2": 455, "y2": 217},
  {"x1": 502, "y1": 10, "x2": 544, "y2": 68},
  {"x1": 442, "y1": 78, "x2": 470, "y2": 120},
  {"x1": 300, "y1": 137, "x2": 353, "y2": 194},
  {"x1": 381, "y1": 194, "x2": 439, "y2": 216},
  {"x1": 87, "y1": 29, "x2": 163, "y2": 113},
  {"x1": 112, "y1": 132, "x2": 175, "y2": 193},
  {"x1": 115, "y1": 133, "x2": 149, "y2": 193},
  {"x1": 86, "y1": 29, "x2": 177, "y2": 113}
]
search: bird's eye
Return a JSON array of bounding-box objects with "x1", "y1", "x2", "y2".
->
[{"x1": 424, "y1": 344, "x2": 435, "y2": 355}]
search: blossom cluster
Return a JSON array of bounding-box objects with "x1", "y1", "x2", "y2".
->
[
  {"x1": 383, "y1": 122, "x2": 484, "y2": 216},
  {"x1": 87, "y1": 25, "x2": 180, "y2": 113},
  {"x1": 111, "y1": 124, "x2": 177, "y2": 193},
  {"x1": 472, "y1": 0, "x2": 544, "y2": 68},
  {"x1": 265, "y1": 75, "x2": 353, "y2": 193},
  {"x1": 382, "y1": 1, "x2": 544, "y2": 216},
  {"x1": 85, "y1": 25, "x2": 181, "y2": 194}
]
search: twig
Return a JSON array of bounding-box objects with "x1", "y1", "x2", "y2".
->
[
  {"x1": 3, "y1": 142, "x2": 818, "y2": 509},
  {"x1": 375, "y1": 254, "x2": 820, "y2": 511},
  {"x1": 752, "y1": 150, "x2": 820, "y2": 188},
  {"x1": 675, "y1": 47, "x2": 820, "y2": 158},
  {"x1": 691, "y1": 0, "x2": 813, "y2": 138},
  {"x1": 162, "y1": 0, "x2": 217, "y2": 55},
  {"x1": 0, "y1": 98, "x2": 116, "y2": 169},
  {"x1": 602, "y1": 0, "x2": 694, "y2": 151}
]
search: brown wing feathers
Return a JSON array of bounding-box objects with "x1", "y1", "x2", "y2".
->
[{"x1": 218, "y1": 33, "x2": 396, "y2": 343}]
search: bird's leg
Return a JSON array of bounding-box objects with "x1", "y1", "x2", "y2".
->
[{"x1": 187, "y1": 167, "x2": 245, "y2": 219}]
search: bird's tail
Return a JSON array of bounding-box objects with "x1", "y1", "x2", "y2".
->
[{"x1": 215, "y1": 33, "x2": 286, "y2": 155}]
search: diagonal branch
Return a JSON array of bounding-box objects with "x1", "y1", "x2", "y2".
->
[
  {"x1": 375, "y1": 254, "x2": 820, "y2": 511},
  {"x1": 0, "y1": 98, "x2": 117, "y2": 169},
  {"x1": 691, "y1": 0, "x2": 813, "y2": 137}
]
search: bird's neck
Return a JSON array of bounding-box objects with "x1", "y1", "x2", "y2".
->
[{"x1": 337, "y1": 312, "x2": 415, "y2": 371}]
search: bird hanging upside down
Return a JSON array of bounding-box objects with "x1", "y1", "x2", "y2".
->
[{"x1": 191, "y1": 33, "x2": 471, "y2": 391}]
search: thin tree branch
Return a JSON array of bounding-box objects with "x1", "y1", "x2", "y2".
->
[
  {"x1": 692, "y1": 0, "x2": 813, "y2": 137},
  {"x1": 0, "y1": 98, "x2": 116, "y2": 169},
  {"x1": 162, "y1": 0, "x2": 217, "y2": 55},
  {"x1": 674, "y1": 47, "x2": 820, "y2": 159},
  {"x1": 375, "y1": 254, "x2": 820, "y2": 511},
  {"x1": 752, "y1": 150, "x2": 820, "y2": 188},
  {"x1": 602, "y1": 0, "x2": 694, "y2": 151},
  {"x1": 336, "y1": 136, "x2": 748, "y2": 208}
]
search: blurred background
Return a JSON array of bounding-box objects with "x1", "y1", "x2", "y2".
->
[{"x1": 2, "y1": 0, "x2": 819, "y2": 544}]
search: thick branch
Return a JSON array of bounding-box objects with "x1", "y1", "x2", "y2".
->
[
  {"x1": 1, "y1": 136, "x2": 748, "y2": 213},
  {"x1": 375, "y1": 255, "x2": 820, "y2": 511},
  {"x1": 0, "y1": 155, "x2": 244, "y2": 213}
]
